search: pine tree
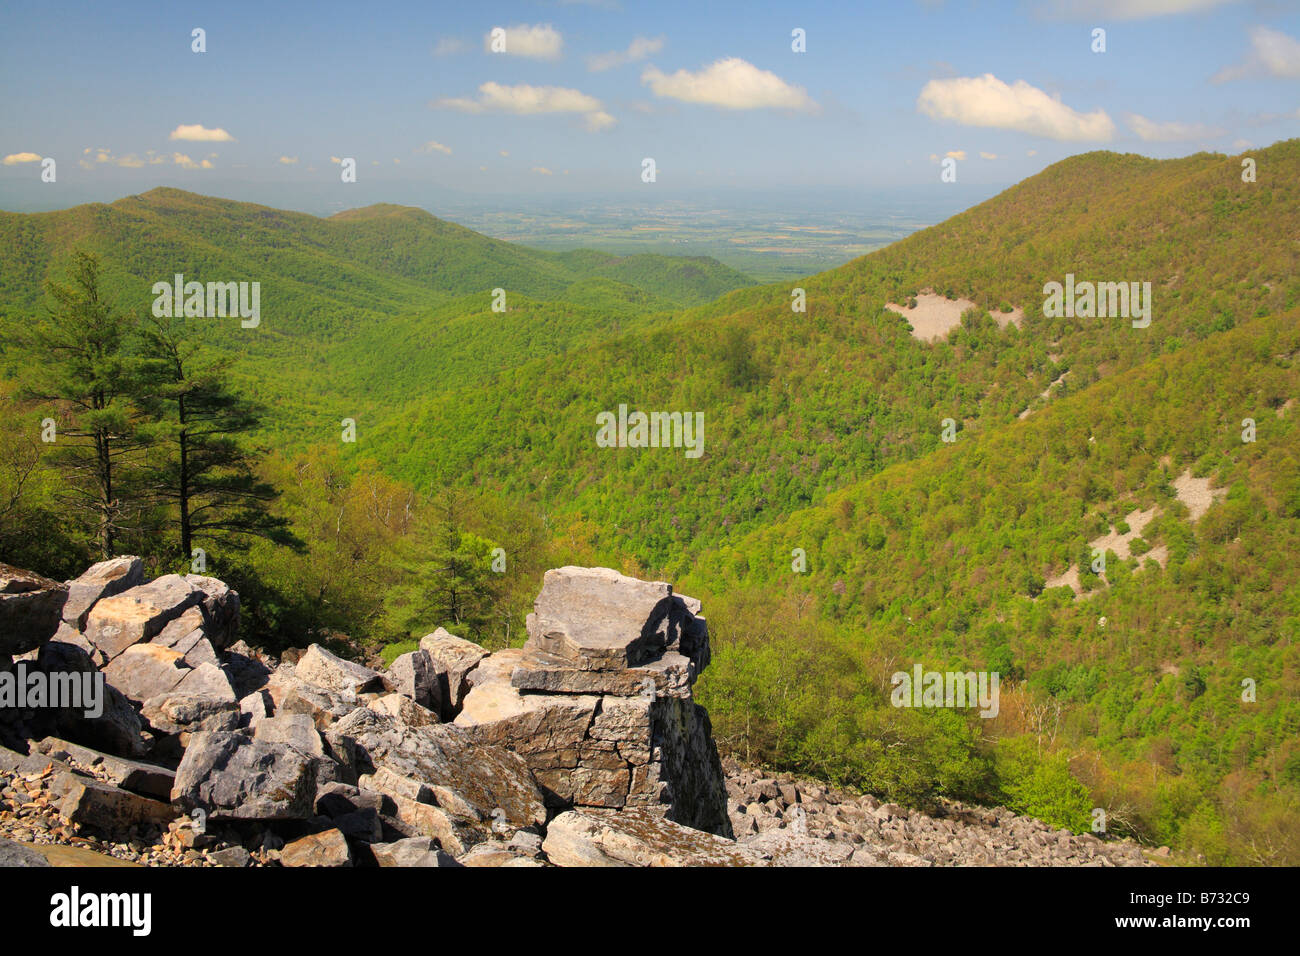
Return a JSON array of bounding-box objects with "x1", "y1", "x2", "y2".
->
[
  {"x1": 17, "y1": 252, "x2": 150, "y2": 557},
  {"x1": 137, "y1": 313, "x2": 297, "y2": 561}
]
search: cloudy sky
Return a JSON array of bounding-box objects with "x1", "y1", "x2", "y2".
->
[{"x1": 1, "y1": 0, "x2": 1298, "y2": 212}]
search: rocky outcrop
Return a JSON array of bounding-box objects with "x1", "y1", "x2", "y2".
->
[
  {"x1": 454, "y1": 566, "x2": 731, "y2": 835},
  {"x1": 0, "y1": 558, "x2": 1158, "y2": 868}
]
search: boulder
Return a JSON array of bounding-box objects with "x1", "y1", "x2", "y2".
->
[
  {"x1": 418, "y1": 628, "x2": 488, "y2": 719},
  {"x1": 34, "y1": 640, "x2": 144, "y2": 758},
  {"x1": 83, "y1": 575, "x2": 203, "y2": 663},
  {"x1": 456, "y1": 622, "x2": 730, "y2": 834},
  {"x1": 330, "y1": 705, "x2": 546, "y2": 835},
  {"x1": 524, "y1": 566, "x2": 676, "y2": 670},
  {"x1": 239, "y1": 689, "x2": 274, "y2": 728},
  {"x1": 253, "y1": 713, "x2": 325, "y2": 758},
  {"x1": 0, "y1": 563, "x2": 68, "y2": 657},
  {"x1": 60, "y1": 777, "x2": 177, "y2": 832},
  {"x1": 171, "y1": 730, "x2": 318, "y2": 821},
  {"x1": 741, "y1": 830, "x2": 857, "y2": 866},
  {"x1": 294, "y1": 644, "x2": 389, "y2": 696},
  {"x1": 0, "y1": 838, "x2": 52, "y2": 867},
  {"x1": 141, "y1": 691, "x2": 240, "y2": 736},
  {"x1": 370, "y1": 837, "x2": 459, "y2": 867},
  {"x1": 102, "y1": 644, "x2": 189, "y2": 703},
  {"x1": 459, "y1": 843, "x2": 533, "y2": 867},
  {"x1": 174, "y1": 662, "x2": 236, "y2": 699},
  {"x1": 210, "y1": 846, "x2": 251, "y2": 867},
  {"x1": 280, "y1": 828, "x2": 352, "y2": 867},
  {"x1": 34, "y1": 737, "x2": 174, "y2": 800},
  {"x1": 62, "y1": 556, "x2": 143, "y2": 629},
  {"x1": 368, "y1": 692, "x2": 440, "y2": 729},
  {"x1": 266, "y1": 666, "x2": 359, "y2": 728},
  {"x1": 386, "y1": 649, "x2": 441, "y2": 713},
  {"x1": 381, "y1": 792, "x2": 476, "y2": 855},
  {"x1": 150, "y1": 607, "x2": 218, "y2": 667},
  {"x1": 315, "y1": 782, "x2": 384, "y2": 819},
  {"x1": 224, "y1": 642, "x2": 274, "y2": 698},
  {"x1": 542, "y1": 809, "x2": 763, "y2": 867},
  {"x1": 183, "y1": 575, "x2": 240, "y2": 651}
]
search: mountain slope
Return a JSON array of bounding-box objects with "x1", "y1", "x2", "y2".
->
[
  {"x1": 368, "y1": 142, "x2": 1300, "y2": 571},
  {"x1": 684, "y1": 308, "x2": 1300, "y2": 860}
]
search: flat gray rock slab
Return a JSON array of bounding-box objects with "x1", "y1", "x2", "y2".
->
[
  {"x1": 524, "y1": 566, "x2": 679, "y2": 671},
  {"x1": 0, "y1": 838, "x2": 52, "y2": 867}
]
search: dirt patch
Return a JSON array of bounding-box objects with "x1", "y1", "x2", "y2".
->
[
  {"x1": 1142, "y1": 545, "x2": 1169, "y2": 568},
  {"x1": 1173, "y1": 470, "x2": 1226, "y2": 521},
  {"x1": 1089, "y1": 506, "x2": 1159, "y2": 560},
  {"x1": 885, "y1": 293, "x2": 1022, "y2": 342}
]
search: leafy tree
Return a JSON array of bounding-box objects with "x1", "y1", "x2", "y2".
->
[{"x1": 382, "y1": 490, "x2": 502, "y2": 642}]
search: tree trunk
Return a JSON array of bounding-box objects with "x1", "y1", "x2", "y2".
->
[
  {"x1": 178, "y1": 393, "x2": 191, "y2": 561},
  {"x1": 97, "y1": 427, "x2": 113, "y2": 558}
]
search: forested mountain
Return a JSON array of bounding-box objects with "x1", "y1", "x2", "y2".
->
[
  {"x1": 1, "y1": 142, "x2": 1296, "y2": 864},
  {"x1": 0, "y1": 187, "x2": 755, "y2": 311}
]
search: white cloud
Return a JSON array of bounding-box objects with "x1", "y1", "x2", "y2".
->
[
  {"x1": 917, "y1": 73, "x2": 1115, "y2": 141},
  {"x1": 3, "y1": 152, "x2": 41, "y2": 164},
  {"x1": 588, "y1": 35, "x2": 664, "y2": 71},
  {"x1": 1040, "y1": 0, "x2": 1242, "y2": 18},
  {"x1": 330, "y1": 156, "x2": 342, "y2": 164},
  {"x1": 169, "y1": 124, "x2": 235, "y2": 142},
  {"x1": 532, "y1": 166, "x2": 554, "y2": 175},
  {"x1": 278, "y1": 155, "x2": 299, "y2": 165},
  {"x1": 485, "y1": 24, "x2": 562, "y2": 60},
  {"x1": 1027, "y1": 148, "x2": 1038, "y2": 156},
  {"x1": 435, "y1": 82, "x2": 615, "y2": 131},
  {"x1": 641, "y1": 57, "x2": 817, "y2": 111},
  {"x1": 433, "y1": 37, "x2": 464, "y2": 57},
  {"x1": 74, "y1": 147, "x2": 176, "y2": 168},
  {"x1": 1213, "y1": 26, "x2": 1300, "y2": 82},
  {"x1": 172, "y1": 152, "x2": 213, "y2": 169},
  {"x1": 1233, "y1": 138, "x2": 1253, "y2": 150},
  {"x1": 979, "y1": 151, "x2": 999, "y2": 159},
  {"x1": 1125, "y1": 113, "x2": 1225, "y2": 141},
  {"x1": 418, "y1": 140, "x2": 452, "y2": 155},
  {"x1": 946, "y1": 149, "x2": 967, "y2": 160}
]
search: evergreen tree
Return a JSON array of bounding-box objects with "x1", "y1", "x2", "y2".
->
[
  {"x1": 382, "y1": 490, "x2": 501, "y2": 642},
  {"x1": 16, "y1": 252, "x2": 150, "y2": 557},
  {"x1": 137, "y1": 313, "x2": 297, "y2": 561}
]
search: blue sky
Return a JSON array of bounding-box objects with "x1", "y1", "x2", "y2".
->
[{"x1": 1, "y1": 0, "x2": 1298, "y2": 213}]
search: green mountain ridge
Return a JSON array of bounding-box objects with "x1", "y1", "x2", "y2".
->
[{"x1": 1, "y1": 143, "x2": 1297, "y2": 864}]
